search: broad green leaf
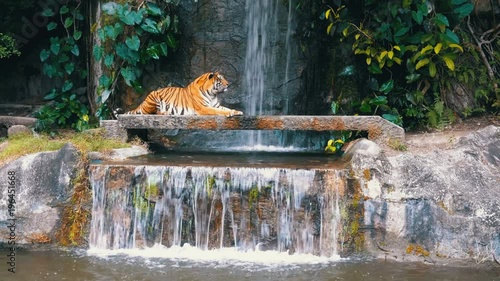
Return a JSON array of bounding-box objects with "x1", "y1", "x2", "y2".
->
[
  {"x1": 40, "y1": 49, "x2": 50, "y2": 62},
  {"x1": 101, "y1": 89, "x2": 112, "y2": 104},
  {"x1": 331, "y1": 101, "x2": 338, "y2": 114},
  {"x1": 125, "y1": 35, "x2": 140, "y2": 51},
  {"x1": 93, "y1": 45, "x2": 103, "y2": 61},
  {"x1": 42, "y1": 9, "x2": 55, "y2": 17},
  {"x1": 71, "y1": 44, "x2": 79, "y2": 56},
  {"x1": 455, "y1": 3, "x2": 474, "y2": 18},
  {"x1": 429, "y1": 61, "x2": 437, "y2": 77},
  {"x1": 394, "y1": 27, "x2": 409, "y2": 37},
  {"x1": 120, "y1": 67, "x2": 137, "y2": 86},
  {"x1": 104, "y1": 54, "x2": 114, "y2": 67},
  {"x1": 405, "y1": 73, "x2": 421, "y2": 83},
  {"x1": 382, "y1": 114, "x2": 401, "y2": 125},
  {"x1": 44, "y1": 90, "x2": 57, "y2": 100},
  {"x1": 443, "y1": 29, "x2": 460, "y2": 44},
  {"x1": 62, "y1": 81, "x2": 73, "y2": 92},
  {"x1": 159, "y1": 42, "x2": 168, "y2": 56},
  {"x1": 415, "y1": 58, "x2": 430, "y2": 70},
  {"x1": 141, "y1": 18, "x2": 160, "y2": 33},
  {"x1": 120, "y1": 11, "x2": 136, "y2": 25},
  {"x1": 116, "y1": 43, "x2": 129, "y2": 60},
  {"x1": 64, "y1": 17, "x2": 74, "y2": 28},
  {"x1": 369, "y1": 95, "x2": 388, "y2": 106},
  {"x1": 50, "y1": 38, "x2": 60, "y2": 55},
  {"x1": 60, "y1": 5, "x2": 69, "y2": 14},
  {"x1": 367, "y1": 78, "x2": 379, "y2": 91},
  {"x1": 99, "y1": 74, "x2": 112, "y2": 88},
  {"x1": 448, "y1": 43, "x2": 463, "y2": 52},
  {"x1": 47, "y1": 22, "x2": 57, "y2": 31},
  {"x1": 147, "y1": 45, "x2": 160, "y2": 60},
  {"x1": 65, "y1": 63, "x2": 74, "y2": 75},
  {"x1": 434, "y1": 13, "x2": 449, "y2": 27},
  {"x1": 412, "y1": 10, "x2": 423, "y2": 24},
  {"x1": 360, "y1": 99, "x2": 372, "y2": 113},
  {"x1": 380, "y1": 80, "x2": 394, "y2": 94},
  {"x1": 420, "y1": 44, "x2": 433, "y2": 55},
  {"x1": 147, "y1": 3, "x2": 162, "y2": 16},
  {"x1": 166, "y1": 33, "x2": 177, "y2": 49},
  {"x1": 73, "y1": 31, "x2": 82, "y2": 41},
  {"x1": 434, "y1": 43, "x2": 442, "y2": 54},
  {"x1": 442, "y1": 55, "x2": 455, "y2": 70}
]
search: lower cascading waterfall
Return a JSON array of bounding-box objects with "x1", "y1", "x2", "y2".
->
[{"x1": 88, "y1": 165, "x2": 344, "y2": 257}]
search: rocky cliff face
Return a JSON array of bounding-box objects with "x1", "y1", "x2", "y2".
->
[{"x1": 349, "y1": 125, "x2": 500, "y2": 265}]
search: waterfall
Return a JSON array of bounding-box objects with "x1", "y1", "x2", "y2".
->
[
  {"x1": 88, "y1": 164, "x2": 344, "y2": 257},
  {"x1": 243, "y1": 0, "x2": 278, "y2": 147}
]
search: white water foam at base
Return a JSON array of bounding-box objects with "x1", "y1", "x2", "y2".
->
[{"x1": 87, "y1": 243, "x2": 342, "y2": 268}]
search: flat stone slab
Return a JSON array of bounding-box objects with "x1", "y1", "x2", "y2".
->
[{"x1": 113, "y1": 115, "x2": 404, "y2": 143}]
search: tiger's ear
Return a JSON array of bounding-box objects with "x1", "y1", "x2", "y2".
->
[{"x1": 208, "y1": 72, "x2": 214, "y2": 79}]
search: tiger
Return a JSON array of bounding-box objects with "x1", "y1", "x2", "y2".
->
[{"x1": 118, "y1": 72, "x2": 243, "y2": 117}]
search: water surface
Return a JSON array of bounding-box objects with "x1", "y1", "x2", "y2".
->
[{"x1": 3, "y1": 249, "x2": 498, "y2": 281}]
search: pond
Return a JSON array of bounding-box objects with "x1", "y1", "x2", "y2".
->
[{"x1": 3, "y1": 249, "x2": 499, "y2": 281}]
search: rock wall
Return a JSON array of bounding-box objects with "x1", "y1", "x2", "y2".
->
[{"x1": 349, "y1": 125, "x2": 500, "y2": 265}]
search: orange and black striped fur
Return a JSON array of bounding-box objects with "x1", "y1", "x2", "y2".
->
[{"x1": 123, "y1": 72, "x2": 243, "y2": 117}]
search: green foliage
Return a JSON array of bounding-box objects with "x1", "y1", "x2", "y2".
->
[
  {"x1": 0, "y1": 33, "x2": 21, "y2": 59},
  {"x1": 36, "y1": 3, "x2": 89, "y2": 132},
  {"x1": 323, "y1": 0, "x2": 478, "y2": 129},
  {"x1": 93, "y1": 1, "x2": 180, "y2": 119}
]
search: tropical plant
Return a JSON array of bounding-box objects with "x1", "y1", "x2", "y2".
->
[
  {"x1": 92, "y1": 1, "x2": 180, "y2": 119},
  {"x1": 323, "y1": 0, "x2": 479, "y2": 129},
  {"x1": 36, "y1": 1, "x2": 89, "y2": 132}
]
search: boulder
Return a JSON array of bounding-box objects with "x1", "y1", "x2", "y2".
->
[
  {"x1": 351, "y1": 125, "x2": 500, "y2": 265},
  {"x1": 0, "y1": 143, "x2": 79, "y2": 247},
  {"x1": 7, "y1": 125, "x2": 32, "y2": 138}
]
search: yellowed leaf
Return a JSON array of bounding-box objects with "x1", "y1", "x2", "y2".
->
[
  {"x1": 380, "y1": 50, "x2": 388, "y2": 60},
  {"x1": 434, "y1": 43, "x2": 442, "y2": 55},
  {"x1": 388, "y1": 51, "x2": 394, "y2": 59},
  {"x1": 393, "y1": 57, "x2": 402, "y2": 65},
  {"x1": 420, "y1": 44, "x2": 433, "y2": 55},
  {"x1": 355, "y1": 34, "x2": 360, "y2": 40},
  {"x1": 415, "y1": 58, "x2": 430, "y2": 70},
  {"x1": 442, "y1": 56, "x2": 455, "y2": 71},
  {"x1": 325, "y1": 9, "x2": 331, "y2": 20},
  {"x1": 448, "y1": 43, "x2": 464, "y2": 52},
  {"x1": 327, "y1": 23, "x2": 333, "y2": 35},
  {"x1": 429, "y1": 61, "x2": 437, "y2": 77},
  {"x1": 342, "y1": 27, "x2": 349, "y2": 37},
  {"x1": 393, "y1": 45, "x2": 401, "y2": 51},
  {"x1": 366, "y1": 57, "x2": 372, "y2": 65}
]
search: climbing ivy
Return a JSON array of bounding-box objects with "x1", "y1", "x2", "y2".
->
[
  {"x1": 323, "y1": 0, "x2": 477, "y2": 128},
  {"x1": 93, "y1": 1, "x2": 180, "y2": 119},
  {"x1": 36, "y1": 1, "x2": 89, "y2": 132}
]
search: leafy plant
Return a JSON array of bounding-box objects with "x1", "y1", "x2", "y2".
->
[
  {"x1": 36, "y1": 1, "x2": 89, "y2": 132},
  {"x1": 93, "y1": 1, "x2": 180, "y2": 119},
  {"x1": 323, "y1": 0, "x2": 476, "y2": 129},
  {"x1": 0, "y1": 33, "x2": 21, "y2": 59}
]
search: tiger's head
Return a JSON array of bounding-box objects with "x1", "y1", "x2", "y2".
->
[{"x1": 198, "y1": 72, "x2": 229, "y2": 95}]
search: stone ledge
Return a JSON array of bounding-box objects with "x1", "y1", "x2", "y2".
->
[{"x1": 105, "y1": 115, "x2": 404, "y2": 144}]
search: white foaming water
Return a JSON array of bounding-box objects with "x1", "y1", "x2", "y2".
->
[
  {"x1": 88, "y1": 165, "x2": 344, "y2": 265},
  {"x1": 87, "y1": 243, "x2": 341, "y2": 266},
  {"x1": 227, "y1": 145, "x2": 308, "y2": 152}
]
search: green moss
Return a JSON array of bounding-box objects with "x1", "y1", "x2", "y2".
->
[
  {"x1": 0, "y1": 129, "x2": 130, "y2": 166},
  {"x1": 248, "y1": 186, "x2": 260, "y2": 207},
  {"x1": 206, "y1": 175, "x2": 216, "y2": 197}
]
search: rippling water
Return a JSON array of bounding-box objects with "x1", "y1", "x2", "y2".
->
[{"x1": 3, "y1": 249, "x2": 499, "y2": 281}]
